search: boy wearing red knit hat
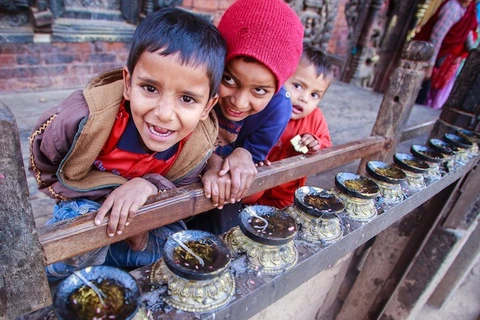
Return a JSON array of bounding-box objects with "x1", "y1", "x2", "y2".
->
[{"x1": 188, "y1": 0, "x2": 304, "y2": 234}]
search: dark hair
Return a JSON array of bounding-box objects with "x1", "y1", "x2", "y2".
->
[
  {"x1": 301, "y1": 45, "x2": 334, "y2": 82},
  {"x1": 127, "y1": 7, "x2": 226, "y2": 99}
]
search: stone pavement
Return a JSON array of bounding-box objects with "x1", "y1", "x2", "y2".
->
[{"x1": 1, "y1": 81, "x2": 479, "y2": 319}]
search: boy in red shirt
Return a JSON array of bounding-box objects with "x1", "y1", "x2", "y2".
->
[{"x1": 244, "y1": 46, "x2": 333, "y2": 209}]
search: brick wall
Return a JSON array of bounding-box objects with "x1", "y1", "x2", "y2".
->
[
  {"x1": 0, "y1": 0, "x2": 350, "y2": 93},
  {"x1": 0, "y1": 42, "x2": 129, "y2": 92}
]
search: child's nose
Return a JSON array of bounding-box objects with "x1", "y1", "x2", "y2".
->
[
  {"x1": 154, "y1": 98, "x2": 175, "y2": 121},
  {"x1": 298, "y1": 93, "x2": 308, "y2": 103},
  {"x1": 232, "y1": 90, "x2": 249, "y2": 111}
]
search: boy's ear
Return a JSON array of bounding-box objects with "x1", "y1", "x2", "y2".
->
[
  {"x1": 200, "y1": 94, "x2": 219, "y2": 121},
  {"x1": 122, "y1": 67, "x2": 132, "y2": 101}
]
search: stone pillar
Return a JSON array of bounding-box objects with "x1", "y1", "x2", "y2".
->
[{"x1": 0, "y1": 102, "x2": 51, "y2": 318}]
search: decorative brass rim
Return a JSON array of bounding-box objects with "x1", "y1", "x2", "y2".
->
[
  {"x1": 224, "y1": 227, "x2": 298, "y2": 275},
  {"x1": 454, "y1": 148, "x2": 469, "y2": 165},
  {"x1": 425, "y1": 162, "x2": 442, "y2": 181},
  {"x1": 150, "y1": 259, "x2": 235, "y2": 313},
  {"x1": 333, "y1": 189, "x2": 377, "y2": 222},
  {"x1": 285, "y1": 206, "x2": 342, "y2": 243},
  {"x1": 403, "y1": 170, "x2": 426, "y2": 191},
  {"x1": 369, "y1": 177, "x2": 406, "y2": 205}
]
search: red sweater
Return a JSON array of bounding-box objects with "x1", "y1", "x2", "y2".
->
[{"x1": 244, "y1": 108, "x2": 332, "y2": 208}]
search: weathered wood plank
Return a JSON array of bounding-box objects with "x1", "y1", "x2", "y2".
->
[
  {"x1": 359, "y1": 41, "x2": 434, "y2": 170},
  {"x1": 400, "y1": 120, "x2": 436, "y2": 142},
  {"x1": 379, "y1": 221, "x2": 478, "y2": 320},
  {"x1": 38, "y1": 136, "x2": 385, "y2": 265},
  {"x1": 427, "y1": 223, "x2": 480, "y2": 308},
  {"x1": 0, "y1": 102, "x2": 51, "y2": 319}
]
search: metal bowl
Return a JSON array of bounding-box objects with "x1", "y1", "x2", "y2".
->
[
  {"x1": 410, "y1": 145, "x2": 445, "y2": 163},
  {"x1": 163, "y1": 230, "x2": 231, "y2": 281},
  {"x1": 366, "y1": 161, "x2": 407, "y2": 184},
  {"x1": 443, "y1": 133, "x2": 473, "y2": 149},
  {"x1": 239, "y1": 205, "x2": 297, "y2": 246},
  {"x1": 456, "y1": 129, "x2": 480, "y2": 145},
  {"x1": 54, "y1": 266, "x2": 140, "y2": 320},
  {"x1": 428, "y1": 138, "x2": 456, "y2": 155},
  {"x1": 294, "y1": 186, "x2": 344, "y2": 218},
  {"x1": 335, "y1": 172, "x2": 380, "y2": 199},
  {"x1": 393, "y1": 153, "x2": 430, "y2": 174}
]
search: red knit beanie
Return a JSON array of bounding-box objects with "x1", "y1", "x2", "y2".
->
[{"x1": 218, "y1": 0, "x2": 304, "y2": 93}]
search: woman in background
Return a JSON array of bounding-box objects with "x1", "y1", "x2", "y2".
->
[{"x1": 415, "y1": 0, "x2": 477, "y2": 109}]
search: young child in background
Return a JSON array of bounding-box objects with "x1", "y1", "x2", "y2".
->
[
  {"x1": 188, "y1": 0, "x2": 304, "y2": 234},
  {"x1": 29, "y1": 7, "x2": 226, "y2": 281},
  {"x1": 243, "y1": 46, "x2": 333, "y2": 209}
]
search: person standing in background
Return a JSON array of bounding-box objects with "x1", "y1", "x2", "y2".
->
[{"x1": 415, "y1": 0, "x2": 477, "y2": 109}]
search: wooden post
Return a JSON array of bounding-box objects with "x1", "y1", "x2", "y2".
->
[
  {"x1": 336, "y1": 40, "x2": 435, "y2": 320},
  {"x1": 358, "y1": 40, "x2": 434, "y2": 171},
  {"x1": 0, "y1": 102, "x2": 51, "y2": 319},
  {"x1": 429, "y1": 48, "x2": 480, "y2": 137},
  {"x1": 372, "y1": 0, "x2": 426, "y2": 93},
  {"x1": 376, "y1": 47, "x2": 480, "y2": 319},
  {"x1": 341, "y1": 0, "x2": 384, "y2": 84}
]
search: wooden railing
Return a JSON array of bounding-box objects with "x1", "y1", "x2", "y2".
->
[
  {"x1": 38, "y1": 137, "x2": 386, "y2": 265},
  {"x1": 3, "y1": 40, "x2": 442, "y2": 319}
]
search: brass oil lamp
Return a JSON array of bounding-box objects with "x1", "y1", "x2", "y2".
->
[
  {"x1": 444, "y1": 133, "x2": 474, "y2": 164},
  {"x1": 333, "y1": 172, "x2": 380, "y2": 222},
  {"x1": 150, "y1": 230, "x2": 235, "y2": 313},
  {"x1": 286, "y1": 186, "x2": 344, "y2": 244},
  {"x1": 428, "y1": 138, "x2": 456, "y2": 171},
  {"x1": 366, "y1": 161, "x2": 406, "y2": 205},
  {"x1": 456, "y1": 129, "x2": 479, "y2": 156},
  {"x1": 54, "y1": 266, "x2": 147, "y2": 320},
  {"x1": 393, "y1": 153, "x2": 430, "y2": 191},
  {"x1": 410, "y1": 145, "x2": 445, "y2": 181},
  {"x1": 224, "y1": 205, "x2": 298, "y2": 275}
]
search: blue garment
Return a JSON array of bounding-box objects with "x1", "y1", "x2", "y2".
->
[
  {"x1": 214, "y1": 86, "x2": 292, "y2": 163},
  {"x1": 45, "y1": 199, "x2": 186, "y2": 282}
]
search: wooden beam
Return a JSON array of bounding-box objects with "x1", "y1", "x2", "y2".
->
[
  {"x1": 359, "y1": 40, "x2": 434, "y2": 173},
  {"x1": 0, "y1": 103, "x2": 51, "y2": 318},
  {"x1": 38, "y1": 136, "x2": 385, "y2": 265},
  {"x1": 400, "y1": 120, "x2": 436, "y2": 142}
]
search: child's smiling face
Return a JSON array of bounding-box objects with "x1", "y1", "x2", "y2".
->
[
  {"x1": 218, "y1": 57, "x2": 276, "y2": 121},
  {"x1": 123, "y1": 51, "x2": 217, "y2": 152},
  {"x1": 284, "y1": 62, "x2": 331, "y2": 121}
]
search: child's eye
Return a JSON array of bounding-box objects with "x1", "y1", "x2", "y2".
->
[
  {"x1": 143, "y1": 85, "x2": 158, "y2": 94},
  {"x1": 181, "y1": 96, "x2": 196, "y2": 104},
  {"x1": 311, "y1": 93, "x2": 320, "y2": 99},
  {"x1": 293, "y1": 83, "x2": 302, "y2": 90},
  {"x1": 222, "y1": 75, "x2": 236, "y2": 86},
  {"x1": 253, "y1": 88, "x2": 267, "y2": 95}
]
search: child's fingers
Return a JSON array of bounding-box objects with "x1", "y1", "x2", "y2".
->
[
  {"x1": 95, "y1": 200, "x2": 112, "y2": 225},
  {"x1": 217, "y1": 180, "x2": 230, "y2": 209},
  {"x1": 107, "y1": 203, "x2": 123, "y2": 237},
  {"x1": 229, "y1": 173, "x2": 241, "y2": 202},
  {"x1": 202, "y1": 178, "x2": 212, "y2": 199},
  {"x1": 238, "y1": 174, "x2": 253, "y2": 200},
  {"x1": 219, "y1": 160, "x2": 230, "y2": 176},
  {"x1": 116, "y1": 202, "x2": 139, "y2": 234},
  {"x1": 209, "y1": 182, "x2": 220, "y2": 207}
]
